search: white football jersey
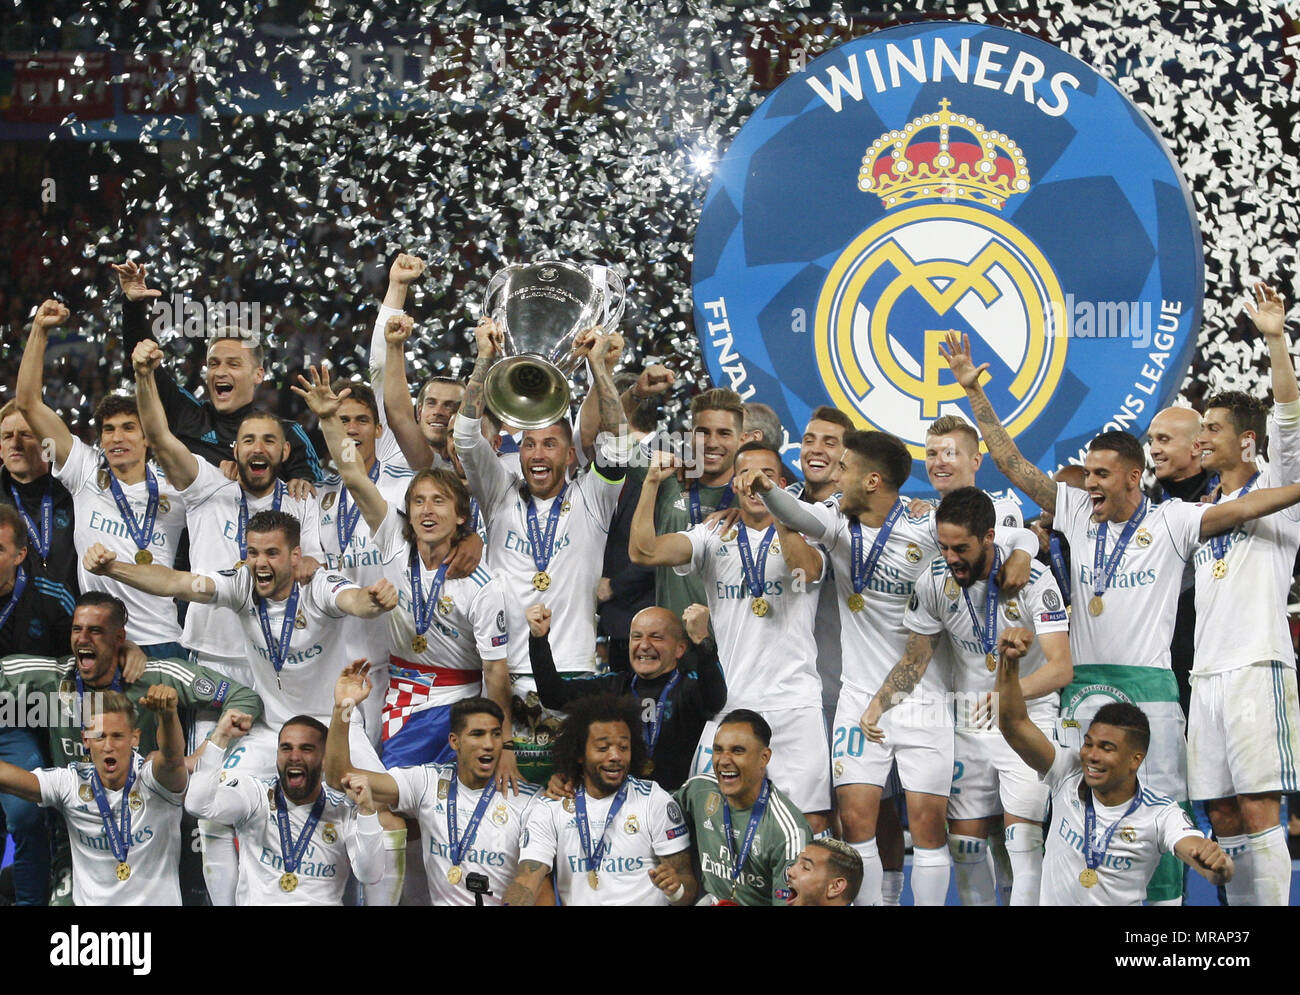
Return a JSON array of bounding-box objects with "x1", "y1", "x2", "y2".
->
[
  {"x1": 1039, "y1": 746, "x2": 1200, "y2": 906},
  {"x1": 178, "y1": 457, "x2": 324, "y2": 659},
  {"x1": 366, "y1": 302, "x2": 411, "y2": 469},
  {"x1": 186, "y1": 747, "x2": 382, "y2": 905},
  {"x1": 390, "y1": 762, "x2": 540, "y2": 906},
  {"x1": 1054, "y1": 483, "x2": 1207, "y2": 670},
  {"x1": 907, "y1": 537, "x2": 1069, "y2": 729},
  {"x1": 673, "y1": 521, "x2": 825, "y2": 711},
  {"x1": 56, "y1": 437, "x2": 187, "y2": 645},
  {"x1": 1192, "y1": 424, "x2": 1300, "y2": 674},
  {"x1": 519, "y1": 777, "x2": 690, "y2": 906},
  {"x1": 35, "y1": 753, "x2": 185, "y2": 906},
  {"x1": 208, "y1": 567, "x2": 360, "y2": 727},
  {"x1": 454, "y1": 413, "x2": 622, "y2": 676}
]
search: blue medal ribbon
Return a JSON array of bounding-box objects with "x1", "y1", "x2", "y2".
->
[
  {"x1": 525, "y1": 482, "x2": 568, "y2": 575},
  {"x1": 1091, "y1": 498, "x2": 1148, "y2": 600},
  {"x1": 630, "y1": 671, "x2": 682, "y2": 760},
  {"x1": 961, "y1": 546, "x2": 1003, "y2": 657},
  {"x1": 336, "y1": 460, "x2": 381, "y2": 551},
  {"x1": 275, "y1": 783, "x2": 327, "y2": 876},
  {"x1": 238, "y1": 479, "x2": 285, "y2": 561},
  {"x1": 1210, "y1": 471, "x2": 1260, "y2": 563},
  {"x1": 74, "y1": 665, "x2": 123, "y2": 729},
  {"x1": 689, "y1": 481, "x2": 733, "y2": 527},
  {"x1": 734, "y1": 524, "x2": 776, "y2": 600},
  {"x1": 106, "y1": 464, "x2": 160, "y2": 558},
  {"x1": 849, "y1": 500, "x2": 904, "y2": 595},
  {"x1": 89, "y1": 755, "x2": 138, "y2": 865},
  {"x1": 574, "y1": 779, "x2": 629, "y2": 879},
  {"x1": 257, "y1": 583, "x2": 301, "y2": 678},
  {"x1": 1048, "y1": 533, "x2": 1071, "y2": 606},
  {"x1": 410, "y1": 551, "x2": 450, "y2": 637},
  {"x1": 0, "y1": 563, "x2": 27, "y2": 632},
  {"x1": 722, "y1": 777, "x2": 771, "y2": 895},
  {"x1": 447, "y1": 774, "x2": 497, "y2": 868},
  {"x1": 469, "y1": 496, "x2": 481, "y2": 534},
  {"x1": 9, "y1": 480, "x2": 53, "y2": 560},
  {"x1": 1082, "y1": 782, "x2": 1144, "y2": 877}
]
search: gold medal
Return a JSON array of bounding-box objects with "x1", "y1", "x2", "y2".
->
[
  {"x1": 643, "y1": 758, "x2": 655, "y2": 776},
  {"x1": 412, "y1": 633, "x2": 428, "y2": 654},
  {"x1": 1212, "y1": 559, "x2": 1227, "y2": 579},
  {"x1": 279, "y1": 872, "x2": 299, "y2": 892},
  {"x1": 532, "y1": 571, "x2": 551, "y2": 592},
  {"x1": 447, "y1": 865, "x2": 463, "y2": 885},
  {"x1": 751, "y1": 596, "x2": 770, "y2": 617},
  {"x1": 115, "y1": 861, "x2": 131, "y2": 882},
  {"x1": 134, "y1": 549, "x2": 153, "y2": 565},
  {"x1": 1088, "y1": 595, "x2": 1104, "y2": 616},
  {"x1": 234, "y1": 559, "x2": 245, "y2": 570},
  {"x1": 1079, "y1": 867, "x2": 1098, "y2": 888},
  {"x1": 985, "y1": 652, "x2": 997, "y2": 673},
  {"x1": 847, "y1": 592, "x2": 865, "y2": 613},
  {"x1": 587, "y1": 869, "x2": 600, "y2": 890}
]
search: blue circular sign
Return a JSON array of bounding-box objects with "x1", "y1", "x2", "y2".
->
[{"x1": 692, "y1": 21, "x2": 1202, "y2": 505}]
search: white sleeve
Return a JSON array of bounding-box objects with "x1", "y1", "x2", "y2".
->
[
  {"x1": 388, "y1": 765, "x2": 428, "y2": 820},
  {"x1": 454, "y1": 413, "x2": 515, "y2": 513},
  {"x1": 469, "y1": 578, "x2": 510, "y2": 659},
  {"x1": 1156, "y1": 802, "x2": 1204, "y2": 855},
  {"x1": 993, "y1": 494, "x2": 1024, "y2": 528},
  {"x1": 1040, "y1": 743, "x2": 1080, "y2": 791},
  {"x1": 994, "y1": 525, "x2": 1039, "y2": 558},
  {"x1": 1270, "y1": 403, "x2": 1300, "y2": 485},
  {"x1": 368, "y1": 502, "x2": 410, "y2": 563},
  {"x1": 295, "y1": 495, "x2": 326, "y2": 560},
  {"x1": 902, "y1": 575, "x2": 945, "y2": 636},
  {"x1": 1023, "y1": 564, "x2": 1069, "y2": 634},
  {"x1": 180, "y1": 457, "x2": 235, "y2": 510},
  {"x1": 345, "y1": 809, "x2": 386, "y2": 885},
  {"x1": 1162, "y1": 499, "x2": 1210, "y2": 558},
  {"x1": 517, "y1": 799, "x2": 560, "y2": 868},
  {"x1": 184, "y1": 745, "x2": 259, "y2": 826},
  {"x1": 760, "y1": 484, "x2": 839, "y2": 542},
  {"x1": 367, "y1": 303, "x2": 406, "y2": 434},
  {"x1": 139, "y1": 758, "x2": 186, "y2": 807},
  {"x1": 209, "y1": 568, "x2": 254, "y2": 612},
  {"x1": 51, "y1": 435, "x2": 98, "y2": 491},
  {"x1": 649, "y1": 784, "x2": 691, "y2": 857},
  {"x1": 33, "y1": 766, "x2": 73, "y2": 811},
  {"x1": 671, "y1": 525, "x2": 711, "y2": 578},
  {"x1": 314, "y1": 569, "x2": 358, "y2": 618},
  {"x1": 577, "y1": 463, "x2": 622, "y2": 533},
  {"x1": 1053, "y1": 482, "x2": 1095, "y2": 547}
]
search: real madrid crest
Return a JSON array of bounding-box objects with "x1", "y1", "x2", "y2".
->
[
  {"x1": 322, "y1": 823, "x2": 338, "y2": 844},
  {"x1": 97, "y1": 469, "x2": 112, "y2": 490},
  {"x1": 722, "y1": 528, "x2": 738, "y2": 542},
  {"x1": 1004, "y1": 602, "x2": 1021, "y2": 621},
  {"x1": 294, "y1": 611, "x2": 307, "y2": 629},
  {"x1": 128, "y1": 790, "x2": 143, "y2": 812},
  {"x1": 437, "y1": 595, "x2": 454, "y2": 616},
  {"x1": 623, "y1": 814, "x2": 640, "y2": 835},
  {"x1": 1135, "y1": 528, "x2": 1152, "y2": 549},
  {"x1": 1120, "y1": 826, "x2": 1138, "y2": 843},
  {"x1": 158, "y1": 495, "x2": 171, "y2": 514},
  {"x1": 905, "y1": 543, "x2": 921, "y2": 563},
  {"x1": 834, "y1": 760, "x2": 845, "y2": 779},
  {"x1": 562, "y1": 796, "x2": 576, "y2": 814},
  {"x1": 492, "y1": 802, "x2": 509, "y2": 826}
]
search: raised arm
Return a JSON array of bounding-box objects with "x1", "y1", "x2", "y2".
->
[
  {"x1": 14, "y1": 300, "x2": 74, "y2": 469},
  {"x1": 757, "y1": 480, "x2": 837, "y2": 541},
  {"x1": 186, "y1": 710, "x2": 257, "y2": 823},
  {"x1": 861, "y1": 630, "x2": 935, "y2": 741},
  {"x1": 994, "y1": 627, "x2": 1056, "y2": 775},
  {"x1": 453, "y1": 318, "x2": 515, "y2": 508},
  {"x1": 381, "y1": 312, "x2": 434, "y2": 471},
  {"x1": 588, "y1": 334, "x2": 629, "y2": 441},
  {"x1": 132, "y1": 339, "x2": 201, "y2": 490},
  {"x1": 1199, "y1": 481, "x2": 1300, "y2": 539},
  {"x1": 83, "y1": 543, "x2": 217, "y2": 603},
  {"x1": 736, "y1": 467, "x2": 824, "y2": 580},
  {"x1": 335, "y1": 579, "x2": 399, "y2": 620},
  {"x1": 1247, "y1": 282, "x2": 1297, "y2": 406},
  {"x1": 139, "y1": 684, "x2": 188, "y2": 794},
  {"x1": 503, "y1": 858, "x2": 551, "y2": 906},
  {"x1": 628, "y1": 453, "x2": 694, "y2": 567},
  {"x1": 291, "y1": 364, "x2": 389, "y2": 536},
  {"x1": 324, "y1": 662, "x2": 400, "y2": 803},
  {"x1": 461, "y1": 317, "x2": 503, "y2": 422},
  {"x1": 1018, "y1": 629, "x2": 1073, "y2": 701},
  {"x1": 0, "y1": 761, "x2": 42, "y2": 803},
  {"x1": 1174, "y1": 836, "x2": 1233, "y2": 886},
  {"x1": 940, "y1": 331, "x2": 1057, "y2": 513}
]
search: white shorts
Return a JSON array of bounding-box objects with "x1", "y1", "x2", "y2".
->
[
  {"x1": 948, "y1": 729, "x2": 1051, "y2": 823},
  {"x1": 214, "y1": 714, "x2": 381, "y2": 783},
  {"x1": 691, "y1": 706, "x2": 832, "y2": 813},
  {"x1": 1188, "y1": 661, "x2": 1300, "y2": 800},
  {"x1": 831, "y1": 685, "x2": 954, "y2": 798}
]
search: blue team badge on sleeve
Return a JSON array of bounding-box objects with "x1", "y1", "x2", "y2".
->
[{"x1": 692, "y1": 22, "x2": 1201, "y2": 512}]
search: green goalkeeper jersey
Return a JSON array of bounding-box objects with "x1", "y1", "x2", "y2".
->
[{"x1": 675, "y1": 774, "x2": 810, "y2": 905}]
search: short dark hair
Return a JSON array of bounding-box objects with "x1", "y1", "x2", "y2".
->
[
  {"x1": 280, "y1": 715, "x2": 328, "y2": 742},
  {"x1": 843, "y1": 430, "x2": 912, "y2": 490},
  {"x1": 0, "y1": 504, "x2": 28, "y2": 551},
  {"x1": 935, "y1": 486, "x2": 995, "y2": 537},
  {"x1": 333, "y1": 379, "x2": 380, "y2": 422},
  {"x1": 806, "y1": 405, "x2": 854, "y2": 433},
  {"x1": 450, "y1": 696, "x2": 505, "y2": 736},
  {"x1": 1204, "y1": 391, "x2": 1268, "y2": 448},
  {"x1": 236, "y1": 408, "x2": 285, "y2": 441},
  {"x1": 521, "y1": 418, "x2": 573, "y2": 447},
  {"x1": 208, "y1": 334, "x2": 265, "y2": 367},
  {"x1": 719, "y1": 708, "x2": 772, "y2": 747},
  {"x1": 1088, "y1": 431, "x2": 1145, "y2": 474},
  {"x1": 1090, "y1": 702, "x2": 1150, "y2": 754},
  {"x1": 402, "y1": 468, "x2": 473, "y2": 544},
  {"x1": 75, "y1": 591, "x2": 128, "y2": 629},
  {"x1": 93, "y1": 393, "x2": 140, "y2": 435},
  {"x1": 416, "y1": 376, "x2": 465, "y2": 409},
  {"x1": 551, "y1": 693, "x2": 647, "y2": 785},
  {"x1": 808, "y1": 838, "x2": 864, "y2": 897},
  {"x1": 246, "y1": 509, "x2": 301, "y2": 549}
]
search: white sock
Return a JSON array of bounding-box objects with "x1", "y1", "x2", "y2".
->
[
  {"x1": 1217, "y1": 833, "x2": 1252, "y2": 906},
  {"x1": 1247, "y1": 825, "x2": 1290, "y2": 906},
  {"x1": 948, "y1": 835, "x2": 996, "y2": 906},
  {"x1": 1003, "y1": 823, "x2": 1043, "y2": 906},
  {"x1": 364, "y1": 828, "x2": 407, "y2": 907},
  {"x1": 988, "y1": 832, "x2": 1013, "y2": 905},
  {"x1": 198, "y1": 819, "x2": 238, "y2": 907},
  {"x1": 881, "y1": 869, "x2": 904, "y2": 906},
  {"x1": 910, "y1": 844, "x2": 952, "y2": 906},
  {"x1": 849, "y1": 838, "x2": 883, "y2": 906},
  {"x1": 400, "y1": 835, "x2": 430, "y2": 906}
]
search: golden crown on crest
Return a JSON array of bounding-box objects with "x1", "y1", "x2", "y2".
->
[{"x1": 857, "y1": 98, "x2": 1031, "y2": 211}]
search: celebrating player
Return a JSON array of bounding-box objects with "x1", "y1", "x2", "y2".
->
[{"x1": 785, "y1": 839, "x2": 864, "y2": 907}]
